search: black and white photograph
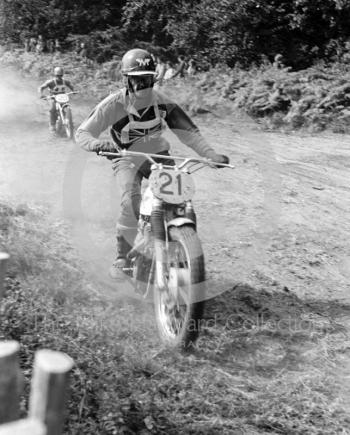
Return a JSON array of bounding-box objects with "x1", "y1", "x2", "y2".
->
[{"x1": 0, "y1": 1, "x2": 350, "y2": 433}]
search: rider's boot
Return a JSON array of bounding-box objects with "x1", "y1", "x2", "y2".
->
[
  {"x1": 109, "y1": 229, "x2": 136, "y2": 281},
  {"x1": 109, "y1": 257, "x2": 127, "y2": 281}
]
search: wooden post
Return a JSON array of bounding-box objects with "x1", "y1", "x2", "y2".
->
[
  {"x1": 0, "y1": 341, "x2": 21, "y2": 424},
  {"x1": 29, "y1": 350, "x2": 74, "y2": 435},
  {"x1": 0, "y1": 418, "x2": 45, "y2": 435},
  {"x1": 0, "y1": 253, "x2": 9, "y2": 300}
]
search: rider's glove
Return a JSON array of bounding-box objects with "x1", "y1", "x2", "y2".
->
[
  {"x1": 93, "y1": 140, "x2": 121, "y2": 162},
  {"x1": 94, "y1": 140, "x2": 116, "y2": 153},
  {"x1": 211, "y1": 153, "x2": 230, "y2": 167}
]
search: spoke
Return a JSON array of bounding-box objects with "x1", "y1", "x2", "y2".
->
[{"x1": 158, "y1": 237, "x2": 193, "y2": 339}]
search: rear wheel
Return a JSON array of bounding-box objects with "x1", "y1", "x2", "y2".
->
[
  {"x1": 63, "y1": 107, "x2": 74, "y2": 140},
  {"x1": 154, "y1": 225, "x2": 205, "y2": 350}
]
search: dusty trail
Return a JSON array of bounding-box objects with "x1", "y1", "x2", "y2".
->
[
  {"x1": 2, "y1": 66, "x2": 350, "y2": 432},
  {"x1": 0, "y1": 67, "x2": 350, "y2": 303}
]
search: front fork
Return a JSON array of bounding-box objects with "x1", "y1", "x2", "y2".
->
[
  {"x1": 151, "y1": 198, "x2": 168, "y2": 291},
  {"x1": 56, "y1": 103, "x2": 68, "y2": 123},
  {"x1": 151, "y1": 199, "x2": 197, "y2": 291}
]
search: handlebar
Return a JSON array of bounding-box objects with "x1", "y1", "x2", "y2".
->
[
  {"x1": 41, "y1": 91, "x2": 79, "y2": 99},
  {"x1": 99, "y1": 150, "x2": 235, "y2": 171}
]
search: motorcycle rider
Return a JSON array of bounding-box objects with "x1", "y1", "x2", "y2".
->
[
  {"x1": 38, "y1": 67, "x2": 75, "y2": 132},
  {"x1": 75, "y1": 48, "x2": 229, "y2": 280}
]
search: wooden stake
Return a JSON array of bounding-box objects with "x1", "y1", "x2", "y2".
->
[
  {"x1": 0, "y1": 341, "x2": 21, "y2": 424},
  {"x1": 29, "y1": 350, "x2": 74, "y2": 435},
  {"x1": 0, "y1": 418, "x2": 45, "y2": 435}
]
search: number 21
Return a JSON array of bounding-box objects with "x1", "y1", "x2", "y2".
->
[{"x1": 159, "y1": 172, "x2": 182, "y2": 195}]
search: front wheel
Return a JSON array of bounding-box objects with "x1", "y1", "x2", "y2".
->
[
  {"x1": 55, "y1": 114, "x2": 63, "y2": 136},
  {"x1": 63, "y1": 107, "x2": 74, "y2": 140},
  {"x1": 154, "y1": 225, "x2": 205, "y2": 350}
]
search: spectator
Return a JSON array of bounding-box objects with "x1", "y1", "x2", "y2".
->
[
  {"x1": 29, "y1": 36, "x2": 37, "y2": 52},
  {"x1": 24, "y1": 37, "x2": 30, "y2": 52},
  {"x1": 36, "y1": 35, "x2": 45, "y2": 54},
  {"x1": 172, "y1": 55, "x2": 187, "y2": 78},
  {"x1": 155, "y1": 55, "x2": 166, "y2": 86},
  {"x1": 54, "y1": 39, "x2": 61, "y2": 53},
  {"x1": 74, "y1": 40, "x2": 81, "y2": 55},
  {"x1": 47, "y1": 39, "x2": 55, "y2": 53},
  {"x1": 273, "y1": 54, "x2": 285, "y2": 69},
  {"x1": 163, "y1": 61, "x2": 176, "y2": 80},
  {"x1": 187, "y1": 59, "x2": 197, "y2": 76},
  {"x1": 273, "y1": 53, "x2": 291, "y2": 71},
  {"x1": 79, "y1": 42, "x2": 88, "y2": 60}
]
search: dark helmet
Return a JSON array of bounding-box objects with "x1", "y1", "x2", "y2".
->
[{"x1": 121, "y1": 49, "x2": 156, "y2": 76}]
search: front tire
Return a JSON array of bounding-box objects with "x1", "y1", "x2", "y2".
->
[
  {"x1": 154, "y1": 225, "x2": 205, "y2": 350},
  {"x1": 63, "y1": 107, "x2": 74, "y2": 140},
  {"x1": 55, "y1": 115, "x2": 63, "y2": 136}
]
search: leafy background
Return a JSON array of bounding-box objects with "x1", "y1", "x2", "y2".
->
[{"x1": 2, "y1": 0, "x2": 350, "y2": 68}]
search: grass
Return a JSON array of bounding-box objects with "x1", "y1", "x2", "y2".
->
[{"x1": 1, "y1": 199, "x2": 350, "y2": 434}]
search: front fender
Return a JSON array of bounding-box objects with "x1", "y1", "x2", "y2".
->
[{"x1": 167, "y1": 217, "x2": 195, "y2": 228}]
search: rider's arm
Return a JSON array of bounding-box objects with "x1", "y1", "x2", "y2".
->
[
  {"x1": 64, "y1": 80, "x2": 74, "y2": 91},
  {"x1": 75, "y1": 94, "x2": 122, "y2": 151},
  {"x1": 165, "y1": 103, "x2": 220, "y2": 160},
  {"x1": 38, "y1": 79, "x2": 52, "y2": 96}
]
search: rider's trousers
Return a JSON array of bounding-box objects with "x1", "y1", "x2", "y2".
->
[{"x1": 113, "y1": 151, "x2": 173, "y2": 259}]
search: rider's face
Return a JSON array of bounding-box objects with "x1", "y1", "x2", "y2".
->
[{"x1": 128, "y1": 75, "x2": 154, "y2": 98}]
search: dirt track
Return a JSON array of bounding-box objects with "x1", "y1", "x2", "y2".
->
[
  {"x1": 1, "y1": 68, "x2": 349, "y2": 302},
  {"x1": 2, "y1": 66, "x2": 350, "y2": 432}
]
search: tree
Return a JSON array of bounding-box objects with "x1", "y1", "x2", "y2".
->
[
  {"x1": 0, "y1": 0, "x2": 127, "y2": 45},
  {"x1": 2, "y1": 0, "x2": 350, "y2": 68}
]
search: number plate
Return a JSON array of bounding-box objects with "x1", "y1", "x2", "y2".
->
[
  {"x1": 149, "y1": 169, "x2": 195, "y2": 204},
  {"x1": 55, "y1": 93, "x2": 69, "y2": 104}
]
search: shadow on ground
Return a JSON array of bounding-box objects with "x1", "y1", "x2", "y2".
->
[{"x1": 195, "y1": 284, "x2": 350, "y2": 376}]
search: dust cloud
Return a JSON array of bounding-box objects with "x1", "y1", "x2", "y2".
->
[
  {"x1": 0, "y1": 69, "x2": 41, "y2": 124},
  {"x1": 0, "y1": 67, "x2": 130, "y2": 298},
  {"x1": 0, "y1": 66, "x2": 281, "y2": 301}
]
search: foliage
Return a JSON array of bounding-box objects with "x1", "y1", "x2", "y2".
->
[
  {"x1": 122, "y1": 0, "x2": 350, "y2": 68},
  {"x1": 2, "y1": 0, "x2": 350, "y2": 67},
  {"x1": 226, "y1": 62, "x2": 350, "y2": 132},
  {"x1": 3, "y1": 46, "x2": 350, "y2": 133},
  {"x1": 3, "y1": 40, "x2": 350, "y2": 134},
  {"x1": 160, "y1": 58, "x2": 350, "y2": 133},
  {"x1": 0, "y1": 0, "x2": 126, "y2": 47},
  {"x1": 67, "y1": 26, "x2": 128, "y2": 63}
]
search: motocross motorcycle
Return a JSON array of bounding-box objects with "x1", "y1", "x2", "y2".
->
[
  {"x1": 44, "y1": 92, "x2": 78, "y2": 140},
  {"x1": 100, "y1": 149, "x2": 233, "y2": 349}
]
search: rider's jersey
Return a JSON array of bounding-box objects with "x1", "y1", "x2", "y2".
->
[
  {"x1": 116, "y1": 99, "x2": 166, "y2": 147},
  {"x1": 76, "y1": 88, "x2": 218, "y2": 160},
  {"x1": 39, "y1": 78, "x2": 74, "y2": 94}
]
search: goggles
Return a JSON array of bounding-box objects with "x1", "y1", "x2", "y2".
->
[{"x1": 128, "y1": 74, "x2": 154, "y2": 91}]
